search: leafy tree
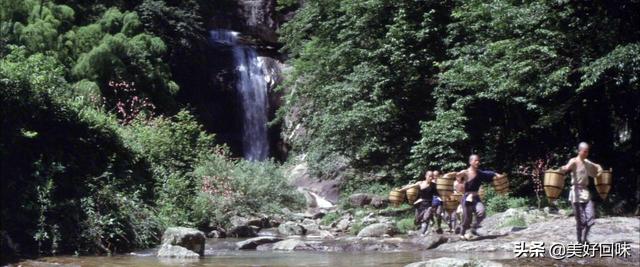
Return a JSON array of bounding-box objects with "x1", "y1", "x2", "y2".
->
[
  {"x1": 279, "y1": 0, "x2": 452, "y2": 179},
  {"x1": 411, "y1": 0, "x2": 638, "y2": 200}
]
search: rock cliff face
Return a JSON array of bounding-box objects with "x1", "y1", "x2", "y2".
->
[{"x1": 209, "y1": 0, "x2": 280, "y2": 45}]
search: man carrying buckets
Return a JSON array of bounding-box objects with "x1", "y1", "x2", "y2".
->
[
  {"x1": 455, "y1": 154, "x2": 502, "y2": 240},
  {"x1": 558, "y1": 142, "x2": 603, "y2": 244},
  {"x1": 399, "y1": 171, "x2": 442, "y2": 236}
]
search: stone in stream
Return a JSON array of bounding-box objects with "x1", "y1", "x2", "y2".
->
[
  {"x1": 236, "y1": 236, "x2": 283, "y2": 250},
  {"x1": 272, "y1": 239, "x2": 315, "y2": 251},
  {"x1": 356, "y1": 223, "x2": 398, "y2": 238},
  {"x1": 157, "y1": 244, "x2": 201, "y2": 258},
  {"x1": 158, "y1": 227, "x2": 205, "y2": 257},
  {"x1": 405, "y1": 257, "x2": 504, "y2": 267},
  {"x1": 412, "y1": 235, "x2": 448, "y2": 249},
  {"x1": 278, "y1": 221, "x2": 306, "y2": 236},
  {"x1": 206, "y1": 226, "x2": 226, "y2": 238},
  {"x1": 230, "y1": 215, "x2": 271, "y2": 229},
  {"x1": 227, "y1": 225, "x2": 258, "y2": 238}
]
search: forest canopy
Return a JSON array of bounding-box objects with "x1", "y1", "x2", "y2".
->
[{"x1": 279, "y1": 0, "x2": 638, "y2": 200}]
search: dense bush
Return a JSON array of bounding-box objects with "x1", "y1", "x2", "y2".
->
[
  {"x1": 192, "y1": 158, "x2": 305, "y2": 229},
  {"x1": 484, "y1": 186, "x2": 530, "y2": 215},
  {"x1": 281, "y1": 0, "x2": 639, "y2": 207},
  {"x1": 1, "y1": 64, "x2": 160, "y2": 256}
]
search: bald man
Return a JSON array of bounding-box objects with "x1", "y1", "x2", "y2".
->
[
  {"x1": 559, "y1": 142, "x2": 603, "y2": 244},
  {"x1": 455, "y1": 154, "x2": 500, "y2": 240}
]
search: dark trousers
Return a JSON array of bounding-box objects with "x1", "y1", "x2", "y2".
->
[
  {"x1": 461, "y1": 200, "x2": 485, "y2": 235},
  {"x1": 572, "y1": 200, "x2": 595, "y2": 242},
  {"x1": 415, "y1": 203, "x2": 442, "y2": 229},
  {"x1": 444, "y1": 210, "x2": 457, "y2": 231}
]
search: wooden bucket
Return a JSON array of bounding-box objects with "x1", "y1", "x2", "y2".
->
[
  {"x1": 444, "y1": 193, "x2": 461, "y2": 213},
  {"x1": 450, "y1": 192, "x2": 463, "y2": 202},
  {"x1": 436, "y1": 172, "x2": 456, "y2": 197},
  {"x1": 544, "y1": 170, "x2": 565, "y2": 201},
  {"x1": 389, "y1": 189, "x2": 405, "y2": 206},
  {"x1": 406, "y1": 187, "x2": 419, "y2": 204},
  {"x1": 595, "y1": 169, "x2": 612, "y2": 200},
  {"x1": 493, "y1": 173, "x2": 510, "y2": 195}
]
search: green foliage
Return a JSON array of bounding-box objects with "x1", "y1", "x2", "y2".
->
[
  {"x1": 341, "y1": 178, "x2": 393, "y2": 197},
  {"x1": 279, "y1": 0, "x2": 451, "y2": 179},
  {"x1": 486, "y1": 196, "x2": 509, "y2": 216},
  {"x1": 320, "y1": 211, "x2": 341, "y2": 226},
  {"x1": 119, "y1": 110, "x2": 216, "y2": 226},
  {"x1": 136, "y1": 0, "x2": 206, "y2": 56},
  {"x1": 0, "y1": 0, "x2": 310, "y2": 260},
  {"x1": 507, "y1": 197, "x2": 529, "y2": 209},
  {"x1": 499, "y1": 214, "x2": 527, "y2": 228},
  {"x1": 408, "y1": 109, "x2": 468, "y2": 174},
  {"x1": 4, "y1": 2, "x2": 179, "y2": 111},
  {"x1": 191, "y1": 158, "x2": 305, "y2": 228},
  {"x1": 349, "y1": 219, "x2": 365, "y2": 236},
  {"x1": 276, "y1": 0, "x2": 298, "y2": 12},
  {"x1": 1, "y1": 69, "x2": 159, "y2": 256},
  {"x1": 0, "y1": 46, "x2": 67, "y2": 99},
  {"x1": 395, "y1": 217, "x2": 415, "y2": 234},
  {"x1": 484, "y1": 186, "x2": 530, "y2": 215},
  {"x1": 279, "y1": 0, "x2": 639, "y2": 204}
]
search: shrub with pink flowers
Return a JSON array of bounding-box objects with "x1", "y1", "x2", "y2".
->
[
  {"x1": 516, "y1": 154, "x2": 556, "y2": 208},
  {"x1": 105, "y1": 81, "x2": 156, "y2": 125}
]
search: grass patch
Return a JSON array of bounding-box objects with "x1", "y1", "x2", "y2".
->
[
  {"x1": 349, "y1": 219, "x2": 365, "y2": 235},
  {"x1": 499, "y1": 214, "x2": 527, "y2": 228},
  {"x1": 395, "y1": 217, "x2": 415, "y2": 234},
  {"x1": 321, "y1": 211, "x2": 341, "y2": 226}
]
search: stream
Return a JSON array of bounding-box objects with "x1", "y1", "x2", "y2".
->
[{"x1": 18, "y1": 238, "x2": 518, "y2": 267}]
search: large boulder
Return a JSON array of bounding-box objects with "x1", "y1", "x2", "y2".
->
[
  {"x1": 349, "y1": 193, "x2": 373, "y2": 207},
  {"x1": 227, "y1": 225, "x2": 258, "y2": 238},
  {"x1": 230, "y1": 215, "x2": 271, "y2": 229},
  {"x1": 370, "y1": 196, "x2": 389, "y2": 209},
  {"x1": 405, "y1": 257, "x2": 504, "y2": 267},
  {"x1": 157, "y1": 244, "x2": 201, "y2": 258},
  {"x1": 278, "y1": 221, "x2": 306, "y2": 236},
  {"x1": 356, "y1": 223, "x2": 398, "y2": 238},
  {"x1": 236, "y1": 236, "x2": 283, "y2": 250},
  {"x1": 159, "y1": 227, "x2": 205, "y2": 257},
  {"x1": 334, "y1": 214, "x2": 353, "y2": 232},
  {"x1": 301, "y1": 218, "x2": 320, "y2": 232}
]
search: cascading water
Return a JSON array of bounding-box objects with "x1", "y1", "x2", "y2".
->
[{"x1": 209, "y1": 30, "x2": 269, "y2": 161}]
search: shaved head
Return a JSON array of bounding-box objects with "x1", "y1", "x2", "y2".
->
[
  {"x1": 578, "y1": 142, "x2": 589, "y2": 151},
  {"x1": 469, "y1": 154, "x2": 480, "y2": 168},
  {"x1": 578, "y1": 142, "x2": 590, "y2": 158}
]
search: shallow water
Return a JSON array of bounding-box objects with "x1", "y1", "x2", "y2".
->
[
  {"x1": 23, "y1": 250, "x2": 513, "y2": 267},
  {"x1": 16, "y1": 237, "x2": 636, "y2": 267}
]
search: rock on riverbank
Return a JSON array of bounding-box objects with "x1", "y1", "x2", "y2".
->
[{"x1": 157, "y1": 227, "x2": 205, "y2": 258}]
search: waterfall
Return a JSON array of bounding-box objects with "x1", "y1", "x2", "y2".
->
[{"x1": 209, "y1": 30, "x2": 269, "y2": 161}]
